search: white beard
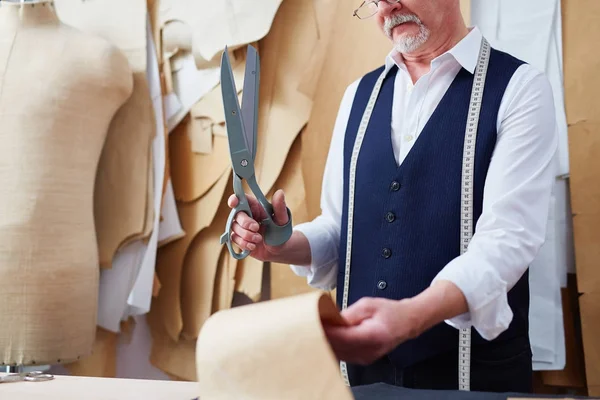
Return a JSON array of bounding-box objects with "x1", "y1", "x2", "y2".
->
[{"x1": 384, "y1": 13, "x2": 430, "y2": 53}]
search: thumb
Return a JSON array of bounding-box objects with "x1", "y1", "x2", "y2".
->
[
  {"x1": 341, "y1": 299, "x2": 376, "y2": 325},
  {"x1": 272, "y1": 189, "x2": 289, "y2": 226}
]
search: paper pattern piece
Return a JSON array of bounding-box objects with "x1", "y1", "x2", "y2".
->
[
  {"x1": 252, "y1": 0, "x2": 315, "y2": 195},
  {"x1": 93, "y1": 72, "x2": 155, "y2": 268},
  {"x1": 296, "y1": 0, "x2": 337, "y2": 100},
  {"x1": 212, "y1": 247, "x2": 238, "y2": 313},
  {"x1": 301, "y1": 0, "x2": 392, "y2": 219},
  {"x1": 196, "y1": 291, "x2": 353, "y2": 399},
  {"x1": 165, "y1": 51, "x2": 220, "y2": 132},
  {"x1": 541, "y1": 277, "x2": 587, "y2": 389},
  {"x1": 169, "y1": 115, "x2": 231, "y2": 202},
  {"x1": 179, "y1": 201, "x2": 233, "y2": 340},
  {"x1": 153, "y1": 167, "x2": 231, "y2": 341},
  {"x1": 189, "y1": 52, "x2": 246, "y2": 125},
  {"x1": 568, "y1": 122, "x2": 600, "y2": 294},
  {"x1": 147, "y1": 297, "x2": 199, "y2": 381},
  {"x1": 157, "y1": 178, "x2": 185, "y2": 247},
  {"x1": 162, "y1": 19, "x2": 193, "y2": 54},
  {"x1": 125, "y1": 20, "x2": 167, "y2": 319},
  {"x1": 471, "y1": 0, "x2": 569, "y2": 371},
  {"x1": 96, "y1": 20, "x2": 166, "y2": 332},
  {"x1": 190, "y1": 117, "x2": 213, "y2": 154},
  {"x1": 563, "y1": 1, "x2": 600, "y2": 383},
  {"x1": 0, "y1": 2, "x2": 133, "y2": 366},
  {"x1": 269, "y1": 135, "x2": 319, "y2": 299},
  {"x1": 159, "y1": 0, "x2": 283, "y2": 67},
  {"x1": 577, "y1": 292, "x2": 600, "y2": 397},
  {"x1": 64, "y1": 327, "x2": 118, "y2": 378},
  {"x1": 234, "y1": 256, "x2": 264, "y2": 302}
]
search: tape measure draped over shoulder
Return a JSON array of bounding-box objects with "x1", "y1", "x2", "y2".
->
[{"x1": 338, "y1": 38, "x2": 492, "y2": 390}]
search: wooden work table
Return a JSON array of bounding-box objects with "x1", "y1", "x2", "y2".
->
[
  {"x1": 1, "y1": 374, "x2": 592, "y2": 399},
  {"x1": 0, "y1": 373, "x2": 199, "y2": 399}
]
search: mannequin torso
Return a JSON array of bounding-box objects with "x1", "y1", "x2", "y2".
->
[{"x1": 0, "y1": 0, "x2": 133, "y2": 366}]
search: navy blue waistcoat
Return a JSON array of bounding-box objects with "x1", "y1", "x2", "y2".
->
[{"x1": 337, "y1": 48, "x2": 531, "y2": 369}]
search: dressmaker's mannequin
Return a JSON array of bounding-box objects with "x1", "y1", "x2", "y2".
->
[{"x1": 0, "y1": 0, "x2": 133, "y2": 366}]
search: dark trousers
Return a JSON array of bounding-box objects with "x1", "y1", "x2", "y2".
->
[{"x1": 347, "y1": 335, "x2": 533, "y2": 393}]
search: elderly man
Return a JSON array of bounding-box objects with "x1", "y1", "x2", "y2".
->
[{"x1": 227, "y1": 0, "x2": 557, "y2": 393}]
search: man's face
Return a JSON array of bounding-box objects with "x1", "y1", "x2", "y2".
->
[{"x1": 374, "y1": 0, "x2": 449, "y2": 53}]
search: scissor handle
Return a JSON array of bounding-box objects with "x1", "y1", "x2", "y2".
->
[
  {"x1": 221, "y1": 173, "x2": 293, "y2": 258},
  {"x1": 220, "y1": 191, "x2": 253, "y2": 260},
  {"x1": 244, "y1": 176, "x2": 293, "y2": 247},
  {"x1": 260, "y1": 207, "x2": 293, "y2": 247}
]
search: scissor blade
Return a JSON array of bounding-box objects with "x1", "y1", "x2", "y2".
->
[
  {"x1": 221, "y1": 48, "x2": 248, "y2": 158},
  {"x1": 241, "y1": 45, "x2": 259, "y2": 161}
]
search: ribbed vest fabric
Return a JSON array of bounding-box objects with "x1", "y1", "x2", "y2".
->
[{"x1": 337, "y1": 48, "x2": 531, "y2": 369}]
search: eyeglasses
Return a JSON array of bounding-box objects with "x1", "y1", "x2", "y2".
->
[{"x1": 353, "y1": 0, "x2": 402, "y2": 19}]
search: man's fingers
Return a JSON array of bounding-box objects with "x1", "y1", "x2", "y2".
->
[
  {"x1": 324, "y1": 325, "x2": 376, "y2": 365},
  {"x1": 323, "y1": 325, "x2": 355, "y2": 359},
  {"x1": 324, "y1": 325, "x2": 355, "y2": 344},
  {"x1": 234, "y1": 212, "x2": 260, "y2": 232},
  {"x1": 341, "y1": 299, "x2": 377, "y2": 325},
  {"x1": 248, "y1": 200, "x2": 266, "y2": 222},
  {"x1": 228, "y1": 191, "x2": 289, "y2": 227},
  {"x1": 228, "y1": 193, "x2": 265, "y2": 220},
  {"x1": 230, "y1": 232, "x2": 256, "y2": 251},
  {"x1": 326, "y1": 323, "x2": 374, "y2": 346},
  {"x1": 227, "y1": 194, "x2": 239, "y2": 208},
  {"x1": 272, "y1": 189, "x2": 289, "y2": 225},
  {"x1": 324, "y1": 324, "x2": 384, "y2": 365},
  {"x1": 231, "y1": 222, "x2": 263, "y2": 244},
  {"x1": 243, "y1": 193, "x2": 263, "y2": 217}
]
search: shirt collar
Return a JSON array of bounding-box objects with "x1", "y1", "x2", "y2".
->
[{"x1": 384, "y1": 26, "x2": 483, "y2": 75}]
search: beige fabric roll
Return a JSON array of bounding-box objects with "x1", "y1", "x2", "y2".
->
[{"x1": 0, "y1": 1, "x2": 133, "y2": 366}]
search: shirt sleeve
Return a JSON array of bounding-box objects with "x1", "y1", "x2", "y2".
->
[
  {"x1": 431, "y1": 64, "x2": 559, "y2": 341},
  {"x1": 289, "y1": 80, "x2": 360, "y2": 290}
]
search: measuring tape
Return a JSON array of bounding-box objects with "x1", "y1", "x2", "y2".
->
[
  {"x1": 457, "y1": 37, "x2": 490, "y2": 391},
  {"x1": 339, "y1": 38, "x2": 491, "y2": 390}
]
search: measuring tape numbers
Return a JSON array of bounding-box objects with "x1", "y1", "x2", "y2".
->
[
  {"x1": 339, "y1": 38, "x2": 491, "y2": 391},
  {"x1": 458, "y1": 37, "x2": 490, "y2": 391}
]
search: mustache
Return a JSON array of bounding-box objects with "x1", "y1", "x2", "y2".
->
[{"x1": 383, "y1": 13, "x2": 423, "y2": 37}]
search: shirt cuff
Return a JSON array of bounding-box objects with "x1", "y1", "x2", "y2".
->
[
  {"x1": 431, "y1": 252, "x2": 514, "y2": 341},
  {"x1": 288, "y1": 221, "x2": 338, "y2": 291}
]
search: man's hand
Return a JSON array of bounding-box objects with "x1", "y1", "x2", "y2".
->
[
  {"x1": 322, "y1": 281, "x2": 469, "y2": 365},
  {"x1": 226, "y1": 190, "x2": 313, "y2": 266},
  {"x1": 227, "y1": 189, "x2": 289, "y2": 262},
  {"x1": 322, "y1": 297, "x2": 423, "y2": 365}
]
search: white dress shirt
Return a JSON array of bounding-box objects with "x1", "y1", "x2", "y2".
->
[{"x1": 289, "y1": 27, "x2": 558, "y2": 341}]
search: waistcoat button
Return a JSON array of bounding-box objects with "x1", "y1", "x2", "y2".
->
[
  {"x1": 381, "y1": 248, "x2": 391, "y2": 258},
  {"x1": 390, "y1": 181, "x2": 400, "y2": 191},
  {"x1": 385, "y1": 212, "x2": 395, "y2": 222},
  {"x1": 377, "y1": 280, "x2": 387, "y2": 290}
]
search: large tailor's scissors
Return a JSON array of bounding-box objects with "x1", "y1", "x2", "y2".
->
[{"x1": 219, "y1": 44, "x2": 293, "y2": 259}]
